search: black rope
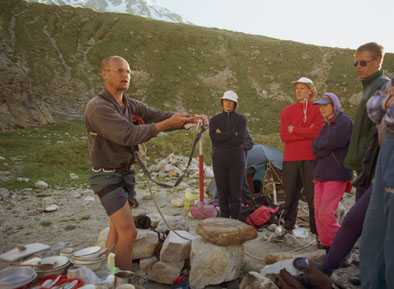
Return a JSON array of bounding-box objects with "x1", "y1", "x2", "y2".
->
[{"x1": 135, "y1": 126, "x2": 207, "y2": 188}]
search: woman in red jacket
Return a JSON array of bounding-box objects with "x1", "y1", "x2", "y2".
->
[{"x1": 279, "y1": 77, "x2": 323, "y2": 235}]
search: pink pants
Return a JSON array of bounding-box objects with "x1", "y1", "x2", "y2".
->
[{"x1": 314, "y1": 180, "x2": 348, "y2": 247}]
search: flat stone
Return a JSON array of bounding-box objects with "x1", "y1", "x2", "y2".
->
[
  {"x1": 189, "y1": 237, "x2": 243, "y2": 289},
  {"x1": 196, "y1": 217, "x2": 257, "y2": 246},
  {"x1": 160, "y1": 230, "x2": 196, "y2": 263}
]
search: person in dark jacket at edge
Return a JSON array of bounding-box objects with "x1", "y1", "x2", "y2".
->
[
  {"x1": 360, "y1": 79, "x2": 394, "y2": 289},
  {"x1": 279, "y1": 77, "x2": 323, "y2": 235},
  {"x1": 209, "y1": 90, "x2": 248, "y2": 220},
  {"x1": 321, "y1": 42, "x2": 390, "y2": 278},
  {"x1": 85, "y1": 56, "x2": 206, "y2": 271},
  {"x1": 312, "y1": 93, "x2": 352, "y2": 252}
]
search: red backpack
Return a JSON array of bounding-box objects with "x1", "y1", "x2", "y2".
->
[{"x1": 246, "y1": 206, "x2": 279, "y2": 228}]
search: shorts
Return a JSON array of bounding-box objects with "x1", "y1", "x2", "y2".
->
[{"x1": 89, "y1": 170, "x2": 136, "y2": 216}]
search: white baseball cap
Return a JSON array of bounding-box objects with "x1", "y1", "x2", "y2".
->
[
  {"x1": 221, "y1": 90, "x2": 238, "y2": 103},
  {"x1": 292, "y1": 77, "x2": 314, "y2": 87}
]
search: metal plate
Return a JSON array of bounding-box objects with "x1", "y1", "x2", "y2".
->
[
  {"x1": 39, "y1": 256, "x2": 69, "y2": 268},
  {"x1": 0, "y1": 267, "x2": 37, "y2": 289},
  {"x1": 72, "y1": 246, "x2": 101, "y2": 258}
]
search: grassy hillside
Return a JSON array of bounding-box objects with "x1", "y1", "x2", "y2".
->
[
  {"x1": 2, "y1": 0, "x2": 394, "y2": 132},
  {"x1": 0, "y1": 0, "x2": 394, "y2": 188}
]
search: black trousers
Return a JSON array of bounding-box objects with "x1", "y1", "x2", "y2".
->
[
  {"x1": 212, "y1": 149, "x2": 245, "y2": 219},
  {"x1": 283, "y1": 160, "x2": 316, "y2": 234}
]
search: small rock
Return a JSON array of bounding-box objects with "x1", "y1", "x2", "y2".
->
[
  {"x1": 69, "y1": 173, "x2": 79, "y2": 180},
  {"x1": 17, "y1": 177, "x2": 30, "y2": 183},
  {"x1": 0, "y1": 188, "x2": 10, "y2": 199},
  {"x1": 40, "y1": 221, "x2": 52, "y2": 227},
  {"x1": 35, "y1": 180, "x2": 49, "y2": 190},
  {"x1": 84, "y1": 196, "x2": 95, "y2": 203},
  {"x1": 44, "y1": 204, "x2": 59, "y2": 212},
  {"x1": 64, "y1": 225, "x2": 77, "y2": 231},
  {"x1": 0, "y1": 156, "x2": 5, "y2": 161}
]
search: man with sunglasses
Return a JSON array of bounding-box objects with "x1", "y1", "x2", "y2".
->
[{"x1": 321, "y1": 43, "x2": 390, "y2": 279}]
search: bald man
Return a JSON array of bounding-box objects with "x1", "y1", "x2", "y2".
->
[{"x1": 85, "y1": 56, "x2": 203, "y2": 270}]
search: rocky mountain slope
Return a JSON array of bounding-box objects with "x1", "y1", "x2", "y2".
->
[
  {"x1": 25, "y1": 0, "x2": 188, "y2": 23},
  {"x1": 1, "y1": 0, "x2": 393, "y2": 132}
]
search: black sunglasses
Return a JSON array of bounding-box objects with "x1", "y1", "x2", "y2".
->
[{"x1": 353, "y1": 60, "x2": 373, "y2": 67}]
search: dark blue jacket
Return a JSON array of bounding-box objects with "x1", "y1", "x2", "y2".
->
[
  {"x1": 313, "y1": 111, "x2": 353, "y2": 181},
  {"x1": 209, "y1": 111, "x2": 247, "y2": 151}
]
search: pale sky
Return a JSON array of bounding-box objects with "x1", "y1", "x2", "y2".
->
[{"x1": 155, "y1": 0, "x2": 394, "y2": 53}]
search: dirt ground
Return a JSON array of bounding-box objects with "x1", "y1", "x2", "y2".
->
[{"x1": 0, "y1": 176, "x2": 360, "y2": 288}]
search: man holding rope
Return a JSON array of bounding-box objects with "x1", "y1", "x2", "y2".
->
[{"x1": 85, "y1": 55, "x2": 206, "y2": 271}]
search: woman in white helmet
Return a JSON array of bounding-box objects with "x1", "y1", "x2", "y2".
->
[{"x1": 209, "y1": 90, "x2": 249, "y2": 219}]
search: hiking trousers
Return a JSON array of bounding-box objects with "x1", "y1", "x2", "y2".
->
[
  {"x1": 322, "y1": 185, "x2": 371, "y2": 274},
  {"x1": 283, "y1": 160, "x2": 316, "y2": 234},
  {"x1": 360, "y1": 133, "x2": 394, "y2": 289},
  {"x1": 314, "y1": 181, "x2": 348, "y2": 247},
  {"x1": 212, "y1": 148, "x2": 245, "y2": 219}
]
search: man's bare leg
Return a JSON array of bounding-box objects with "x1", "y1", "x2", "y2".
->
[
  {"x1": 106, "y1": 220, "x2": 118, "y2": 253},
  {"x1": 109, "y1": 201, "x2": 137, "y2": 271}
]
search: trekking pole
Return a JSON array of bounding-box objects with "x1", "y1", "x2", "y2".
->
[{"x1": 198, "y1": 129, "x2": 205, "y2": 202}]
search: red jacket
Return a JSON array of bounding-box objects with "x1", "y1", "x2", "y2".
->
[{"x1": 280, "y1": 101, "x2": 323, "y2": 161}]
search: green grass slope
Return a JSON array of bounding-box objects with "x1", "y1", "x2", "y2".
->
[{"x1": 0, "y1": 0, "x2": 394, "y2": 187}]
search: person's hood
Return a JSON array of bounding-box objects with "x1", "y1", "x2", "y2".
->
[{"x1": 314, "y1": 92, "x2": 342, "y2": 115}]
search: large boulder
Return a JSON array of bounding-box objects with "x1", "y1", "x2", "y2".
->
[
  {"x1": 189, "y1": 237, "x2": 243, "y2": 289},
  {"x1": 196, "y1": 217, "x2": 257, "y2": 246}
]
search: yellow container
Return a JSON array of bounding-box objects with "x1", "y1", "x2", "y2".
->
[{"x1": 184, "y1": 191, "x2": 199, "y2": 212}]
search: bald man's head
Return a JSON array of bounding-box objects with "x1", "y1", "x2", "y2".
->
[
  {"x1": 101, "y1": 56, "x2": 128, "y2": 73},
  {"x1": 100, "y1": 56, "x2": 131, "y2": 93}
]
